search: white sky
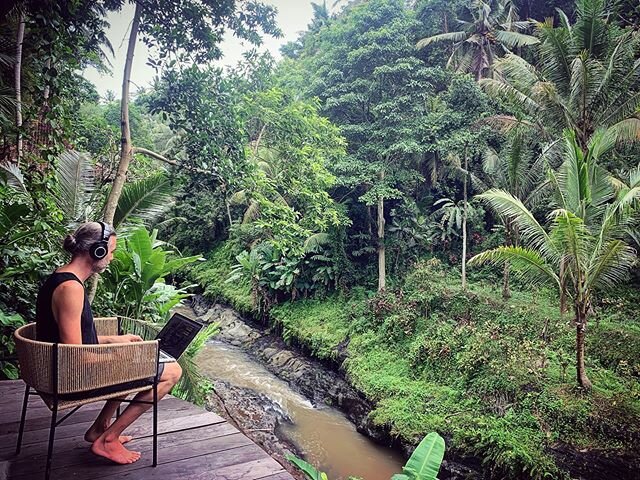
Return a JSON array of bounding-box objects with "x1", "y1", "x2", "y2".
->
[{"x1": 82, "y1": 0, "x2": 319, "y2": 98}]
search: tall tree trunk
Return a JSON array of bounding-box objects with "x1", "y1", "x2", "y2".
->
[
  {"x1": 90, "y1": 2, "x2": 140, "y2": 303},
  {"x1": 502, "y1": 263, "x2": 511, "y2": 299},
  {"x1": 502, "y1": 222, "x2": 512, "y2": 299},
  {"x1": 461, "y1": 154, "x2": 468, "y2": 290},
  {"x1": 14, "y1": 13, "x2": 25, "y2": 165},
  {"x1": 377, "y1": 171, "x2": 386, "y2": 292},
  {"x1": 559, "y1": 258, "x2": 568, "y2": 314},
  {"x1": 103, "y1": 1, "x2": 141, "y2": 225},
  {"x1": 575, "y1": 304, "x2": 592, "y2": 390}
]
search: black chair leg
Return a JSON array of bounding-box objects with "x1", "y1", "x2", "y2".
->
[
  {"x1": 15, "y1": 385, "x2": 29, "y2": 455},
  {"x1": 45, "y1": 405, "x2": 57, "y2": 480},
  {"x1": 152, "y1": 383, "x2": 158, "y2": 467}
]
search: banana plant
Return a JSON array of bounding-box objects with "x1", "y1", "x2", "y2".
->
[
  {"x1": 100, "y1": 226, "x2": 201, "y2": 320},
  {"x1": 287, "y1": 432, "x2": 445, "y2": 480},
  {"x1": 285, "y1": 455, "x2": 329, "y2": 480},
  {"x1": 392, "y1": 432, "x2": 445, "y2": 480}
]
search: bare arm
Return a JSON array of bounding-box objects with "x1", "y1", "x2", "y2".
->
[{"x1": 51, "y1": 281, "x2": 84, "y2": 344}]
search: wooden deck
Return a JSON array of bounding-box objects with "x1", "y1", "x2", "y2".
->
[{"x1": 0, "y1": 380, "x2": 294, "y2": 480}]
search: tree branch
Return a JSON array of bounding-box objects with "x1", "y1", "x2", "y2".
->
[{"x1": 132, "y1": 147, "x2": 215, "y2": 176}]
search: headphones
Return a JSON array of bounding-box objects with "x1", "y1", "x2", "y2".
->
[{"x1": 89, "y1": 221, "x2": 111, "y2": 260}]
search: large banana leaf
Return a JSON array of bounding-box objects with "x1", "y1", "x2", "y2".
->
[
  {"x1": 285, "y1": 454, "x2": 329, "y2": 480},
  {"x1": 391, "y1": 432, "x2": 445, "y2": 480}
]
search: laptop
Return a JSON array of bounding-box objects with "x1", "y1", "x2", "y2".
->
[{"x1": 156, "y1": 312, "x2": 204, "y2": 363}]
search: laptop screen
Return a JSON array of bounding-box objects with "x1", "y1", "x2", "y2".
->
[{"x1": 155, "y1": 313, "x2": 203, "y2": 360}]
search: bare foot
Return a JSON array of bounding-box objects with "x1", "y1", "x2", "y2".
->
[
  {"x1": 91, "y1": 436, "x2": 141, "y2": 464},
  {"x1": 85, "y1": 423, "x2": 133, "y2": 444}
]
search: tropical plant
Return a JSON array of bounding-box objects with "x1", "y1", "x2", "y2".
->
[
  {"x1": 470, "y1": 129, "x2": 640, "y2": 389},
  {"x1": 285, "y1": 455, "x2": 329, "y2": 480},
  {"x1": 416, "y1": 0, "x2": 539, "y2": 80},
  {"x1": 480, "y1": 0, "x2": 640, "y2": 151},
  {"x1": 286, "y1": 432, "x2": 445, "y2": 480},
  {"x1": 227, "y1": 247, "x2": 267, "y2": 312},
  {"x1": 0, "y1": 309, "x2": 25, "y2": 379},
  {"x1": 97, "y1": 226, "x2": 201, "y2": 321},
  {"x1": 391, "y1": 432, "x2": 445, "y2": 480},
  {"x1": 475, "y1": 132, "x2": 552, "y2": 297}
]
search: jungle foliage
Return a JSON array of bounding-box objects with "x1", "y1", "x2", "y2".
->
[{"x1": 2, "y1": 0, "x2": 640, "y2": 478}]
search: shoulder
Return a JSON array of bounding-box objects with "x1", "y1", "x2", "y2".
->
[{"x1": 52, "y1": 280, "x2": 84, "y2": 305}]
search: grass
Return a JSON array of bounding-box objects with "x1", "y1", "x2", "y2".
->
[{"x1": 190, "y1": 248, "x2": 640, "y2": 479}]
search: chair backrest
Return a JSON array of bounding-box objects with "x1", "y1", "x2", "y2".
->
[
  {"x1": 14, "y1": 323, "x2": 55, "y2": 393},
  {"x1": 15, "y1": 322, "x2": 159, "y2": 396}
]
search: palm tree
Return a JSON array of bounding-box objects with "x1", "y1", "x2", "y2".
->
[
  {"x1": 478, "y1": 0, "x2": 640, "y2": 310},
  {"x1": 470, "y1": 129, "x2": 640, "y2": 390},
  {"x1": 475, "y1": 132, "x2": 553, "y2": 297},
  {"x1": 480, "y1": 0, "x2": 640, "y2": 150},
  {"x1": 416, "y1": 0, "x2": 539, "y2": 80}
]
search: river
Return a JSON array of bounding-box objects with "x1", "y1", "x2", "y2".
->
[{"x1": 196, "y1": 338, "x2": 405, "y2": 480}]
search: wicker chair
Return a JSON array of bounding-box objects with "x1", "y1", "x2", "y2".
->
[{"x1": 14, "y1": 317, "x2": 161, "y2": 480}]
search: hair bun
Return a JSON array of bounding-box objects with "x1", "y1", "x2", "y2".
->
[{"x1": 63, "y1": 234, "x2": 77, "y2": 254}]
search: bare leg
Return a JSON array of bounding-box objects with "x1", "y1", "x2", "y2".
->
[
  {"x1": 84, "y1": 400, "x2": 133, "y2": 444},
  {"x1": 91, "y1": 362, "x2": 182, "y2": 464}
]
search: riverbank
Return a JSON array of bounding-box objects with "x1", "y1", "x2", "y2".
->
[
  {"x1": 185, "y1": 246, "x2": 640, "y2": 479},
  {"x1": 187, "y1": 301, "x2": 406, "y2": 479}
]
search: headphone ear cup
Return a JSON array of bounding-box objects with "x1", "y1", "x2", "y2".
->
[{"x1": 90, "y1": 241, "x2": 108, "y2": 260}]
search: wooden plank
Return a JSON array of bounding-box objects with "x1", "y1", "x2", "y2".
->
[
  {"x1": 255, "y1": 472, "x2": 294, "y2": 480},
  {"x1": 95, "y1": 444, "x2": 270, "y2": 480},
  {"x1": 0, "y1": 396, "x2": 189, "y2": 435},
  {"x1": 209, "y1": 458, "x2": 289, "y2": 480},
  {"x1": 0, "y1": 406, "x2": 223, "y2": 449},
  {"x1": 10, "y1": 423, "x2": 244, "y2": 478}
]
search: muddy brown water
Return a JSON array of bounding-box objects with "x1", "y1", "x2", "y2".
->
[{"x1": 196, "y1": 340, "x2": 405, "y2": 480}]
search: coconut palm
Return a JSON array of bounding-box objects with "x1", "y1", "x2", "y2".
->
[
  {"x1": 475, "y1": 132, "x2": 554, "y2": 297},
  {"x1": 470, "y1": 129, "x2": 640, "y2": 390},
  {"x1": 479, "y1": 0, "x2": 640, "y2": 310},
  {"x1": 479, "y1": 0, "x2": 640, "y2": 149},
  {"x1": 416, "y1": 0, "x2": 539, "y2": 80}
]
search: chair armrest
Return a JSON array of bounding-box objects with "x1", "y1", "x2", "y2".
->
[
  {"x1": 93, "y1": 317, "x2": 120, "y2": 337},
  {"x1": 56, "y1": 340, "x2": 159, "y2": 394}
]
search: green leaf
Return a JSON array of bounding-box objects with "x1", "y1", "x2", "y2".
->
[
  {"x1": 400, "y1": 432, "x2": 445, "y2": 480},
  {"x1": 285, "y1": 454, "x2": 329, "y2": 480},
  {"x1": 113, "y1": 172, "x2": 175, "y2": 228}
]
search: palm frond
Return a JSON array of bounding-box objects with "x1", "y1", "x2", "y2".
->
[
  {"x1": 588, "y1": 239, "x2": 636, "y2": 290},
  {"x1": 493, "y1": 30, "x2": 540, "y2": 48},
  {"x1": 469, "y1": 246, "x2": 559, "y2": 288},
  {"x1": 476, "y1": 189, "x2": 551, "y2": 252},
  {"x1": 416, "y1": 31, "x2": 467, "y2": 49},
  {"x1": 604, "y1": 118, "x2": 640, "y2": 145},
  {"x1": 0, "y1": 161, "x2": 27, "y2": 194},
  {"x1": 113, "y1": 172, "x2": 175, "y2": 228},
  {"x1": 56, "y1": 150, "x2": 96, "y2": 223},
  {"x1": 479, "y1": 78, "x2": 540, "y2": 115}
]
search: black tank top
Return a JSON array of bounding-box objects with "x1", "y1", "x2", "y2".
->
[{"x1": 35, "y1": 272, "x2": 99, "y2": 344}]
